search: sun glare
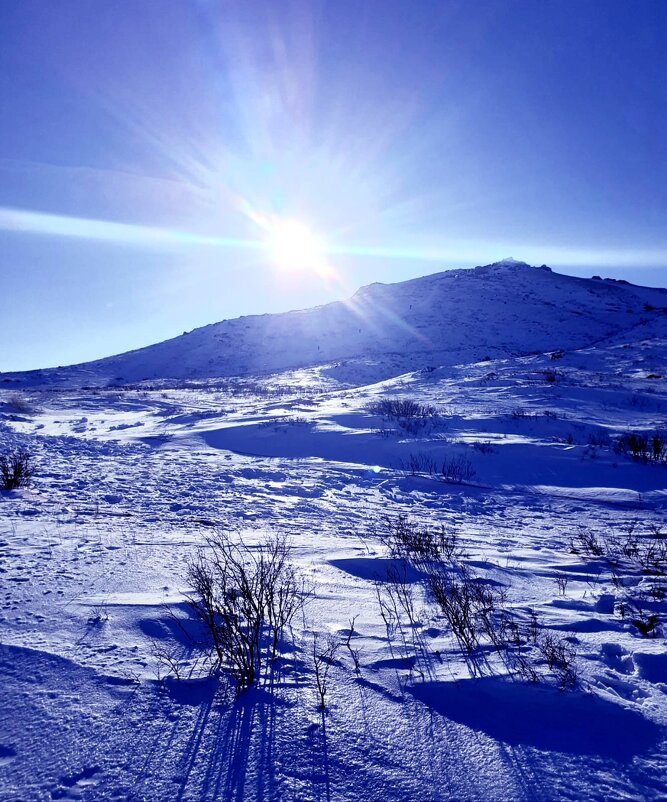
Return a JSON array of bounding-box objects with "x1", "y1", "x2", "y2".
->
[{"x1": 267, "y1": 219, "x2": 325, "y2": 272}]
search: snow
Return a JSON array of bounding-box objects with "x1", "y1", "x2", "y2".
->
[{"x1": 1, "y1": 261, "x2": 666, "y2": 801}]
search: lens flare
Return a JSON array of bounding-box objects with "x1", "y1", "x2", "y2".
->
[{"x1": 267, "y1": 219, "x2": 325, "y2": 272}]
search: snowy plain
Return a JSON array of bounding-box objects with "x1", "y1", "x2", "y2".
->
[{"x1": 1, "y1": 261, "x2": 666, "y2": 801}]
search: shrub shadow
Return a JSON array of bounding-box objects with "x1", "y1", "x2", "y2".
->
[{"x1": 410, "y1": 677, "x2": 662, "y2": 760}]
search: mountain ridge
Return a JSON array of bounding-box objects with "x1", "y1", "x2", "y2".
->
[{"x1": 6, "y1": 260, "x2": 667, "y2": 387}]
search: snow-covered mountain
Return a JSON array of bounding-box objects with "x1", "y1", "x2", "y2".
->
[
  {"x1": 3, "y1": 258, "x2": 667, "y2": 801},
  {"x1": 6, "y1": 259, "x2": 667, "y2": 387}
]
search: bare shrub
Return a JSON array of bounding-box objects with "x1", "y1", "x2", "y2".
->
[
  {"x1": 185, "y1": 531, "x2": 307, "y2": 694},
  {"x1": 312, "y1": 632, "x2": 340, "y2": 710},
  {"x1": 570, "y1": 527, "x2": 605, "y2": 557},
  {"x1": 440, "y1": 455, "x2": 476, "y2": 483},
  {"x1": 569, "y1": 521, "x2": 667, "y2": 637},
  {"x1": 539, "y1": 369, "x2": 560, "y2": 384},
  {"x1": 428, "y1": 566, "x2": 492, "y2": 654},
  {"x1": 374, "y1": 562, "x2": 425, "y2": 672},
  {"x1": 615, "y1": 431, "x2": 667, "y2": 465},
  {"x1": 400, "y1": 452, "x2": 440, "y2": 476},
  {"x1": 368, "y1": 398, "x2": 437, "y2": 419},
  {"x1": 0, "y1": 449, "x2": 34, "y2": 490},
  {"x1": 398, "y1": 452, "x2": 476, "y2": 484},
  {"x1": 536, "y1": 633, "x2": 578, "y2": 690},
  {"x1": 344, "y1": 617, "x2": 361, "y2": 674},
  {"x1": 378, "y1": 516, "x2": 578, "y2": 689},
  {"x1": 380, "y1": 514, "x2": 464, "y2": 567},
  {"x1": 587, "y1": 431, "x2": 611, "y2": 448},
  {"x1": 368, "y1": 397, "x2": 442, "y2": 435},
  {"x1": 632, "y1": 613, "x2": 659, "y2": 637},
  {"x1": 473, "y1": 441, "x2": 495, "y2": 454},
  {"x1": 6, "y1": 394, "x2": 35, "y2": 415},
  {"x1": 151, "y1": 639, "x2": 186, "y2": 681},
  {"x1": 87, "y1": 601, "x2": 109, "y2": 625}
]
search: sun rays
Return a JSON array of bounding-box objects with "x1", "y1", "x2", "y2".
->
[{"x1": 266, "y1": 219, "x2": 324, "y2": 272}]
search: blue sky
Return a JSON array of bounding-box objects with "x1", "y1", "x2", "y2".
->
[{"x1": 1, "y1": 0, "x2": 665, "y2": 371}]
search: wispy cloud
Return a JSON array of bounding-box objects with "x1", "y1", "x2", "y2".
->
[{"x1": 1, "y1": 205, "x2": 665, "y2": 272}]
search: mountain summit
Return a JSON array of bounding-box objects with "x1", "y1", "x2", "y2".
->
[
  {"x1": 6, "y1": 261, "x2": 667, "y2": 387},
  {"x1": 491, "y1": 257, "x2": 531, "y2": 267}
]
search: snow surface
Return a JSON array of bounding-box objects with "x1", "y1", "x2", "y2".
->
[{"x1": 1, "y1": 261, "x2": 666, "y2": 801}]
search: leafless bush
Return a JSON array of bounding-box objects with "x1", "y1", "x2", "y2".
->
[
  {"x1": 615, "y1": 431, "x2": 667, "y2": 465},
  {"x1": 398, "y1": 452, "x2": 476, "y2": 484},
  {"x1": 587, "y1": 431, "x2": 611, "y2": 448},
  {"x1": 473, "y1": 441, "x2": 495, "y2": 454},
  {"x1": 569, "y1": 527, "x2": 605, "y2": 557},
  {"x1": 5, "y1": 394, "x2": 35, "y2": 415},
  {"x1": 569, "y1": 521, "x2": 667, "y2": 637},
  {"x1": 344, "y1": 617, "x2": 361, "y2": 674},
  {"x1": 368, "y1": 397, "x2": 443, "y2": 435},
  {"x1": 374, "y1": 562, "x2": 425, "y2": 672},
  {"x1": 428, "y1": 566, "x2": 495, "y2": 654},
  {"x1": 312, "y1": 632, "x2": 341, "y2": 710},
  {"x1": 632, "y1": 613, "x2": 659, "y2": 637},
  {"x1": 185, "y1": 531, "x2": 308, "y2": 694},
  {"x1": 539, "y1": 369, "x2": 561, "y2": 384},
  {"x1": 572, "y1": 522, "x2": 667, "y2": 577},
  {"x1": 151, "y1": 639, "x2": 186, "y2": 681},
  {"x1": 380, "y1": 514, "x2": 464, "y2": 567},
  {"x1": 440, "y1": 455, "x2": 476, "y2": 483},
  {"x1": 374, "y1": 579, "x2": 400, "y2": 640},
  {"x1": 87, "y1": 601, "x2": 109, "y2": 625},
  {"x1": 536, "y1": 633, "x2": 578, "y2": 690},
  {"x1": 636, "y1": 539, "x2": 667, "y2": 576},
  {"x1": 368, "y1": 398, "x2": 437, "y2": 419},
  {"x1": 377, "y1": 516, "x2": 578, "y2": 688},
  {"x1": 400, "y1": 452, "x2": 440, "y2": 476},
  {"x1": 0, "y1": 449, "x2": 34, "y2": 490}
]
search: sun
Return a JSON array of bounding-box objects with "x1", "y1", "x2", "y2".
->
[{"x1": 267, "y1": 219, "x2": 325, "y2": 272}]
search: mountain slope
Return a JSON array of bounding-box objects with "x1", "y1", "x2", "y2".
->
[{"x1": 7, "y1": 260, "x2": 667, "y2": 387}]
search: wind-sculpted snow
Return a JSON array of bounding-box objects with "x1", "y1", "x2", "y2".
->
[
  {"x1": 1, "y1": 268, "x2": 667, "y2": 800},
  {"x1": 410, "y1": 677, "x2": 662, "y2": 758}
]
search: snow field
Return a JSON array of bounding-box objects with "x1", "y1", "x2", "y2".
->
[{"x1": 1, "y1": 329, "x2": 667, "y2": 800}]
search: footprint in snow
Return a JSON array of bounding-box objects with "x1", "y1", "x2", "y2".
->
[
  {"x1": 0, "y1": 745, "x2": 17, "y2": 766},
  {"x1": 51, "y1": 765, "x2": 101, "y2": 800}
]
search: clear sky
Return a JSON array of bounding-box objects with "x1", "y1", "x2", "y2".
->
[{"x1": 1, "y1": 0, "x2": 666, "y2": 372}]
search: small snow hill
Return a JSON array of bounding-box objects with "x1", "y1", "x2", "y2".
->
[{"x1": 6, "y1": 259, "x2": 667, "y2": 387}]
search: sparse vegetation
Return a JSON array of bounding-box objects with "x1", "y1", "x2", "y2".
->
[
  {"x1": 569, "y1": 521, "x2": 667, "y2": 637},
  {"x1": 0, "y1": 449, "x2": 34, "y2": 490},
  {"x1": 399, "y1": 452, "x2": 476, "y2": 483},
  {"x1": 615, "y1": 431, "x2": 667, "y2": 465},
  {"x1": 185, "y1": 531, "x2": 308, "y2": 693},
  {"x1": 368, "y1": 397, "x2": 443, "y2": 435},
  {"x1": 344, "y1": 617, "x2": 362, "y2": 674},
  {"x1": 472, "y1": 440, "x2": 494, "y2": 454},
  {"x1": 5, "y1": 393, "x2": 35, "y2": 415},
  {"x1": 312, "y1": 632, "x2": 341, "y2": 710},
  {"x1": 378, "y1": 515, "x2": 578, "y2": 689},
  {"x1": 368, "y1": 398, "x2": 437, "y2": 419},
  {"x1": 539, "y1": 368, "x2": 561, "y2": 384},
  {"x1": 87, "y1": 601, "x2": 109, "y2": 625}
]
